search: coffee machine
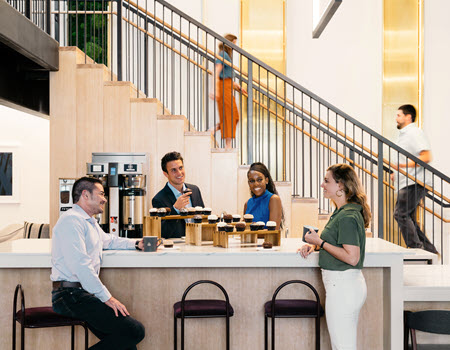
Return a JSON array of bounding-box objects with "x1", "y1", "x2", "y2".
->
[{"x1": 87, "y1": 153, "x2": 147, "y2": 238}]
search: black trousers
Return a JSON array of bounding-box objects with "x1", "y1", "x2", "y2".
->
[
  {"x1": 52, "y1": 287, "x2": 145, "y2": 350},
  {"x1": 393, "y1": 184, "x2": 437, "y2": 253}
]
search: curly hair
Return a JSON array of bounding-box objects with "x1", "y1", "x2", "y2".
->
[{"x1": 248, "y1": 162, "x2": 284, "y2": 228}]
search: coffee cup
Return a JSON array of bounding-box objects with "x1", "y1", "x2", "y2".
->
[{"x1": 143, "y1": 236, "x2": 162, "y2": 252}]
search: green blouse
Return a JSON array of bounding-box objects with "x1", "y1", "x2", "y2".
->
[{"x1": 318, "y1": 203, "x2": 366, "y2": 271}]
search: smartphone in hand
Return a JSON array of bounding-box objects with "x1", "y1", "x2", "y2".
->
[{"x1": 303, "y1": 225, "x2": 319, "y2": 243}]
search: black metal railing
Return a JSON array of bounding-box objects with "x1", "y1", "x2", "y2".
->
[{"x1": 6, "y1": 0, "x2": 449, "y2": 261}]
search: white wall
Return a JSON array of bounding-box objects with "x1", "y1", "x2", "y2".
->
[
  {"x1": 286, "y1": 0, "x2": 383, "y2": 133},
  {"x1": 423, "y1": 0, "x2": 450, "y2": 178},
  {"x1": 0, "y1": 105, "x2": 49, "y2": 227},
  {"x1": 164, "y1": 0, "x2": 240, "y2": 41}
]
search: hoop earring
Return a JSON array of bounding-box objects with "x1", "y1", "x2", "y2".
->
[{"x1": 336, "y1": 189, "x2": 344, "y2": 198}]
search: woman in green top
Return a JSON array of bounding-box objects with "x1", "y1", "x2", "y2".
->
[{"x1": 299, "y1": 164, "x2": 371, "y2": 350}]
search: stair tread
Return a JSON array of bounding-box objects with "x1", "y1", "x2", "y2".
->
[
  {"x1": 184, "y1": 131, "x2": 211, "y2": 136},
  {"x1": 157, "y1": 115, "x2": 186, "y2": 120}
]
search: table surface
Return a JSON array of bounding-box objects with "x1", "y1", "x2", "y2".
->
[
  {"x1": 0, "y1": 237, "x2": 412, "y2": 268},
  {"x1": 404, "y1": 265, "x2": 450, "y2": 301}
]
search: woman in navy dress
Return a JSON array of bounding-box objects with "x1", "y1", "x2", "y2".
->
[{"x1": 243, "y1": 162, "x2": 283, "y2": 229}]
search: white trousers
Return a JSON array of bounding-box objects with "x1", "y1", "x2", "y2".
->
[{"x1": 321, "y1": 269, "x2": 367, "y2": 350}]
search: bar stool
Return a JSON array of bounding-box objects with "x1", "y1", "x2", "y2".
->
[
  {"x1": 264, "y1": 280, "x2": 324, "y2": 350},
  {"x1": 173, "y1": 280, "x2": 234, "y2": 350},
  {"x1": 404, "y1": 310, "x2": 450, "y2": 350},
  {"x1": 12, "y1": 284, "x2": 89, "y2": 350}
]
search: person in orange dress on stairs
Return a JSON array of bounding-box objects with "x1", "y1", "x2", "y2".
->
[{"x1": 211, "y1": 34, "x2": 247, "y2": 149}]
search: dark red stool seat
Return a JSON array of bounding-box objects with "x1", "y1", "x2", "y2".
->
[
  {"x1": 15, "y1": 307, "x2": 88, "y2": 328},
  {"x1": 173, "y1": 280, "x2": 234, "y2": 350},
  {"x1": 264, "y1": 299, "x2": 324, "y2": 317},
  {"x1": 12, "y1": 284, "x2": 88, "y2": 350},
  {"x1": 174, "y1": 299, "x2": 235, "y2": 318},
  {"x1": 264, "y1": 280, "x2": 324, "y2": 350}
]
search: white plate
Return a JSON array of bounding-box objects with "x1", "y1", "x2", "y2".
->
[
  {"x1": 256, "y1": 247, "x2": 280, "y2": 251},
  {"x1": 159, "y1": 246, "x2": 181, "y2": 250}
]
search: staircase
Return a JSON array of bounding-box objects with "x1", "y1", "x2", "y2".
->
[{"x1": 7, "y1": 0, "x2": 449, "y2": 262}]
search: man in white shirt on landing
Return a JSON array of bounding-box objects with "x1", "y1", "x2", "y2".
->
[
  {"x1": 390, "y1": 104, "x2": 438, "y2": 254},
  {"x1": 51, "y1": 177, "x2": 145, "y2": 349}
]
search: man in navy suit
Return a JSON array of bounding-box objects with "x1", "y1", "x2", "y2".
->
[{"x1": 152, "y1": 151, "x2": 204, "y2": 238}]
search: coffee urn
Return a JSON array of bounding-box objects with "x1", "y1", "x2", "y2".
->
[
  {"x1": 121, "y1": 175, "x2": 146, "y2": 238},
  {"x1": 86, "y1": 153, "x2": 148, "y2": 238}
]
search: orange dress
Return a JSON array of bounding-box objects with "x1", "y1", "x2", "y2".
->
[{"x1": 216, "y1": 78, "x2": 239, "y2": 139}]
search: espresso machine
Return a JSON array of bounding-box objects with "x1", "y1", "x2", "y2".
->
[{"x1": 87, "y1": 153, "x2": 147, "y2": 238}]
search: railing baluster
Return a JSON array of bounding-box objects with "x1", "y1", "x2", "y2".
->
[
  {"x1": 247, "y1": 59, "x2": 253, "y2": 164},
  {"x1": 377, "y1": 140, "x2": 384, "y2": 239}
]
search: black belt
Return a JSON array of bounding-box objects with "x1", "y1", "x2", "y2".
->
[{"x1": 53, "y1": 281, "x2": 83, "y2": 290}]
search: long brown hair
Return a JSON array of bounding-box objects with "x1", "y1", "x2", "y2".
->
[
  {"x1": 219, "y1": 34, "x2": 237, "y2": 58},
  {"x1": 327, "y1": 164, "x2": 371, "y2": 228}
]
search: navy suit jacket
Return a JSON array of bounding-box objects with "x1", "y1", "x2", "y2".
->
[{"x1": 151, "y1": 183, "x2": 204, "y2": 238}]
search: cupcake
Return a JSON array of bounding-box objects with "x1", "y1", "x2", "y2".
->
[
  {"x1": 217, "y1": 222, "x2": 227, "y2": 232},
  {"x1": 157, "y1": 208, "x2": 167, "y2": 217},
  {"x1": 149, "y1": 208, "x2": 158, "y2": 217},
  {"x1": 225, "y1": 224, "x2": 234, "y2": 233},
  {"x1": 232, "y1": 214, "x2": 241, "y2": 222},
  {"x1": 256, "y1": 221, "x2": 265, "y2": 230},
  {"x1": 223, "y1": 214, "x2": 233, "y2": 223},
  {"x1": 195, "y1": 206, "x2": 204, "y2": 214},
  {"x1": 235, "y1": 222, "x2": 246, "y2": 232},
  {"x1": 193, "y1": 215, "x2": 203, "y2": 223},
  {"x1": 266, "y1": 221, "x2": 276, "y2": 231},
  {"x1": 187, "y1": 207, "x2": 196, "y2": 215},
  {"x1": 163, "y1": 239, "x2": 174, "y2": 248},
  {"x1": 243, "y1": 214, "x2": 254, "y2": 223},
  {"x1": 208, "y1": 214, "x2": 218, "y2": 224},
  {"x1": 262, "y1": 241, "x2": 273, "y2": 249},
  {"x1": 203, "y1": 207, "x2": 212, "y2": 215},
  {"x1": 164, "y1": 207, "x2": 172, "y2": 215},
  {"x1": 180, "y1": 208, "x2": 188, "y2": 216},
  {"x1": 250, "y1": 222, "x2": 259, "y2": 231}
]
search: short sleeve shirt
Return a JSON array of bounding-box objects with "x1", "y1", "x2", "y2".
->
[
  {"x1": 318, "y1": 203, "x2": 366, "y2": 271},
  {"x1": 216, "y1": 51, "x2": 233, "y2": 79},
  {"x1": 395, "y1": 123, "x2": 431, "y2": 190}
]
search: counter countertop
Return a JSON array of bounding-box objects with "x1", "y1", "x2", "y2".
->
[
  {"x1": 0, "y1": 238, "x2": 411, "y2": 268},
  {"x1": 404, "y1": 265, "x2": 450, "y2": 301}
]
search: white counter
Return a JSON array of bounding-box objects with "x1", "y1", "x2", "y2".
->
[
  {"x1": 404, "y1": 265, "x2": 450, "y2": 301},
  {"x1": 0, "y1": 237, "x2": 412, "y2": 349},
  {"x1": 0, "y1": 237, "x2": 411, "y2": 268}
]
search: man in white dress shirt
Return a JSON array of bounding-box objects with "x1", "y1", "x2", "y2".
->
[
  {"x1": 51, "y1": 177, "x2": 145, "y2": 349},
  {"x1": 391, "y1": 104, "x2": 438, "y2": 254}
]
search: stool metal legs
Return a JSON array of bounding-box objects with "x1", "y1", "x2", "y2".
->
[
  {"x1": 174, "y1": 316, "x2": 231, "y2": 350},
  {"x1": 12, "y1": 322, "x2": 88, "y2": 350},
  {"x1": 264, "y1": 316, "x2": 321, "y2": 350},
  {"x1": 174, "y1": 315, "x2": 177, "y2": 350}
]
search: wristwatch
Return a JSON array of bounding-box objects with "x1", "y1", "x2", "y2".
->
[
  {"x1": 135, "y1": 240, "x2": 142, "y2": 251},
  {"x1": 320, "y1": 240, "x2": 326, "y2": 249}
]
